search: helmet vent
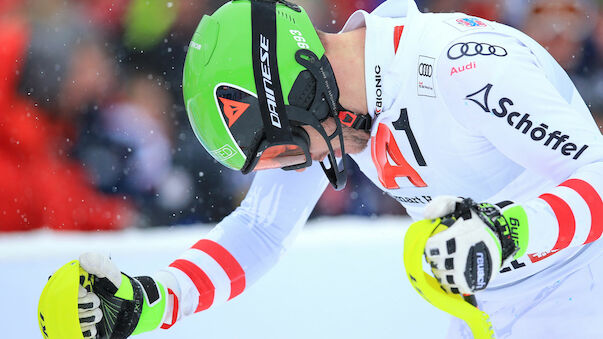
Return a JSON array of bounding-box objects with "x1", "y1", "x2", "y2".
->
[{"x1": 277, "y1": 9, "x2": 296, "y2": 24}]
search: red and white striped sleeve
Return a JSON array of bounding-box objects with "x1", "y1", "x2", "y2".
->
[
  {"x1": 154, "y1": 163, "x2": 330, "y2": 328},
  {"x1": 438, "y1": 33, "x2": 603, "y2": 262},
  {"x1": 168, "y1": 239, "x2": 246, "y2": 313},
  {"x1": 523, "y1": 164, "x2": 603, "y2": 261}
]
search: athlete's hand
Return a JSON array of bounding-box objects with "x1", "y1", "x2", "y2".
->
[
  {"x1": 423, "y1": 197, "x2": 518, "y2": 295},
  {"x1": 78, "y1": 253, "x2": 167, "y2": 338},
  {"x1": 78, "y1": 253, "x2": 118, "y2": 338}
]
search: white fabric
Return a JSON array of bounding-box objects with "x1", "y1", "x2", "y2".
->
[
  {"x1": 344, "y1": 1, "x2": 603, "y2": 290},
  {"x1": 157, "y1": 163, "x2": 329, "y2": 318},
  {"x1": 423, "y1": 195, "x2": 462, "y2": 219},
  {"x1": 158, "y1": 0, "x2": 603, "y2": 332},
  {"x1": 79, "y1": 252, "x2": 122, "y2": 287},
  {"x1": 163, "y1": 266, "x2": 200, "y2": 317},
  {"x1": 448, "y1": 250, "x2": 603, "y2": 338}
]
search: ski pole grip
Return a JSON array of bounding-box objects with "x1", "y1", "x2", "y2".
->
[{"x1": 403, "y1": 219, "x2": 496, "y2": 339}]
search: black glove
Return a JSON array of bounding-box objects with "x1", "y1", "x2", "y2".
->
[{"x1": 78, "y1": 253, "x2": 167, "y2": 338}]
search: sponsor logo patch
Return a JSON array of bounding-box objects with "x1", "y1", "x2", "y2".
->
[
  {"x1": 466, "y1": 84, "x2": 590, "y2": 160},
  {"x1": 391, "y1": 195, "x2": 433, "y2": 204},
  {"x1": 211, "y1": 144, "x2": 238, "y2": 161},
  {"x1": 528, "y1": 250, "x2": 560, "y2": 263},
  {"x1": 475, "y1": 251, "x2": 486, "y2": 289},
  {"x1": 417, "y1": 55, "x2": 436, "y2": 97},
  {"x1": 457, "y1": 17, "x2": 487, "y2": 27},
  {"x1": 215, "y1": 84, "x2": 256, "y2": 129},
  {"x1": 466, "y1": 242, "x2": 491, "y2": 290},
  {"x1": 450, "y1": 61, "x2": 476, "y2": 76},
  {"x1": 418, "y1": 62, "x2": 433, "y2": 77},
  {"x1": 259, "y1": 34, "x2": 282, "y2": 129},
  {"x1": 446, "y1": 17, "x2": 493, "y2": 32},
  {"x1": 447, "y1": 42, "x2": 507, "y2": 60},
  {"x1": 374, "y1": 65, "x2": 383, "y2": 115},
  {"x1": 190, "y1": 41, "x2": 202, "y2": 50},
  {"x1": 218, "y1": 97, "x2": 250, "y2": 127}
]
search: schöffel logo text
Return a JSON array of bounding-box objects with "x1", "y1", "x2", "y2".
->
[
  {"x1": 466, "y1": 84, "x2": 589, "y2": 159},
  {"x1": 259, "y1": 34, "x2": 282, "y2": 129}
]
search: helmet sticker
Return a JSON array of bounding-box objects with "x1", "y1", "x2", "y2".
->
[
  {"x1": 189, "y1": 41, "x2": 202, "y2": 50},
  {"x1": 215, "y1": 84, "x2": 256, "y2": 127},
  {"x1": 210, "y1": 144, "x2": 238, "y2": 162},
  {"x1": 212, "y1": 83, "x2": 258, "y2": 163},
  {"x1": 218, "y1": 97, "x2": 250, "y2": 127}
]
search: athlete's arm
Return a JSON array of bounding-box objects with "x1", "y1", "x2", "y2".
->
[
  {"x1": 153, "y1": 163, "x2": 329, "y2": 328},
  {"x1": 437, "y1": 32, "x2": 603, "y2": 260}
]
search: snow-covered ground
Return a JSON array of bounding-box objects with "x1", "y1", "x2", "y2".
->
[{"x1": 0, "y1": 217, "x2": 450, "y2": 338}]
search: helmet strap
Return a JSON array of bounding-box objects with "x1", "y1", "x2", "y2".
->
[
  {"x1": 250, "y1": 0, "x2": 294, "y2": 145},
  {"x1": 338, "y1": 109, "x2": 372, "y2": 132},
  {"x1": 292, "y1": 49, "x2": 348, "y2": 190}
]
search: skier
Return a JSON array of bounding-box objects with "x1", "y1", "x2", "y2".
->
[{"x1": 55, "y1": 0, "x2": 603, "y2": 338}]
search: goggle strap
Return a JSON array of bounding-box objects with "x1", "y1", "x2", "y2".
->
[{"x1": 250, "y1": 0, "x2": 293, "y2": 144}]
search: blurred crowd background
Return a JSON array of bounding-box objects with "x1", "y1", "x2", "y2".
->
[{"x1": 1, "y1": 0, "x2": 602, "y2": 231}]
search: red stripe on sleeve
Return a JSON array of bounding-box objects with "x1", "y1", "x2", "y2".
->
[
  {"x1": 394, "y1": 25, "x2": 404, "y2": 53},
  {"x1": 169, "y1": 259, "x2": 215, "y2": 312},
  {"x1": 560, "y1": 179, "x2": 603, "y2": 244},
  {"x1": 192, "y1": 239, "x2": 246, "y2": 300},
  {"x1": 539, "y1": 193, "x2": 576, "y2": 251},
  {"x1": 161, "y1": 288, "x2": 179, "y2": 329}
]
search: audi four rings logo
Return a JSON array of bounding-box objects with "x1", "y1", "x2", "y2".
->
[
  {"x1": 418, "y1": 63, "x2": 433, "y2": 77},
  {"x1": 447, "y1": 42, "x2": 507, "y2": 60}
]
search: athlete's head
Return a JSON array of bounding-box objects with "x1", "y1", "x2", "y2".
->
[{"x1": 182, "y1": 0, "x2": 350, "y2": 190}]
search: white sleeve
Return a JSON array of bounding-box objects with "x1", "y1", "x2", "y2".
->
[
  {"x1": 437, "y1": 32, "x2": 603, "y2": 258},
  {"x1": 154, "y1": 162, "x2": 328, "y2": 325}
]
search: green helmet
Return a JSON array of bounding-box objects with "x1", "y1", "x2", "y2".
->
[{"x1": 183, "y1": 0, "x2": 348, "y2": 189}]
